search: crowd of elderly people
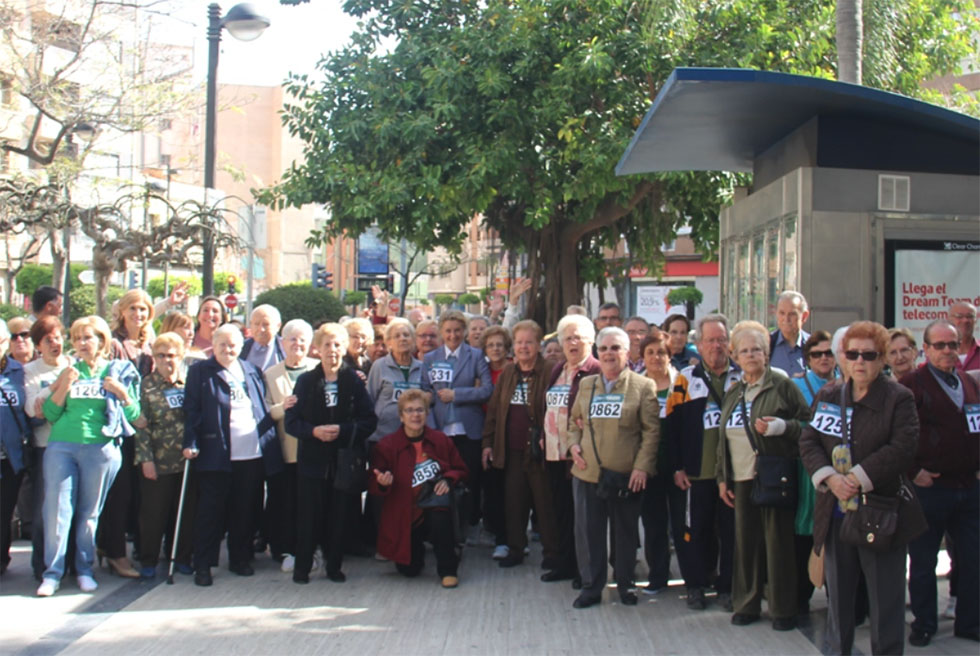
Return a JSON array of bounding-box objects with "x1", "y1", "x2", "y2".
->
[{"x1": 1, "y1": 283, "x2": 977, "y2": 655}]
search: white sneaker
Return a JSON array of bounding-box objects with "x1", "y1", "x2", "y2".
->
[
  {"x1": 523, "y1": 546, "x2": 530, "y2": 556},
  {"x1": 36, "y1": 578, "x2": 59, "y2": 597},
  {"x1": 280, "y1": 554, "x2": 295, "y2": 573},
  {"x1": 944, "y1": 596, "x2": 956, "y2": 619},
  {"x1": 492, "y1": 545, "x2": 509, "y2": 560},
  {"x1": 312, "y1": 548, "x2": 323, "y2": 573},
  {"x1": 77, "y1": 575, "x2": 98, "y2": 592}
]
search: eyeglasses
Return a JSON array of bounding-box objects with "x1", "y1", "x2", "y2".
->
[
  {"x1": 737, "y1": 346, "x2": 764, "y2": 356},
  {"x1": 402, "y1": 407, "x2": 426, "y2": 414},
  {"x1": 10, "y1": 332, "x2": 30, "y2": 341},
  {"x1": 626, "y1": 329, "x2": 648, "y2": 336},
  {"x1": 844, "y1": 350, "x2": 879, "y2": 361},
  {"x1": 418, "y1": 333, "x2": 438, "y2": 340},
  {"x1": 597, "y1": 344, "x2": 624, "y2": 353},
  {"x1": 926, "y1": 341, "x2": 959, "y2": 352},
  {"x1": 950, "y1": 313, "x2": 976, "y2": 320},
  {"x1": 887, "y1": 347, "x2": 915, "y2": 358},
  {"x1": 809, "y1": 350, "x2": 834, "y2": 359}
]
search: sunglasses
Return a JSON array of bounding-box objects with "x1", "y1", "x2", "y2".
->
[
  {"x1": 10, "y1": 332, "x2": 30, "y2": 341},
  {"x1": 844, "y1": 350, "x2": 879, "y2": 361},
  {"x1": 926, "y1": 341, "x2": 959, "y2": 352},
  {"x1": 597, "y1": 344, "x2": 624, "y2": 353},
  {"x1": 809, "y1": 350, "x2": 834, "y2": 359}
]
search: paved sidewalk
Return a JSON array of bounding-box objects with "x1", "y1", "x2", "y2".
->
[{"x1": 0, "y1": 540, "x2": 972, "y2": 656}]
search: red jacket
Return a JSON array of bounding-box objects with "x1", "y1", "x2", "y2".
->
[{"x1": 369, "y1": 426, "x2": 468, "y2": 565}]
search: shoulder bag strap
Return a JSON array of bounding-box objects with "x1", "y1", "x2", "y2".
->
[
  {"x1": 802, "y1": 371, "x2": 816, "y2": 399},
  {"x1": 738, "y1": 390, "x2": 759, "y2": 454},
  {"x1": 585, "y1": 380, "x2": 603, "y2": 469},
  {"x1": 839, "y1": 383, "x2": 851, "y2": 448},
  {"x1": 699, "y1": 367, "x2": 725, "y2": 408}
]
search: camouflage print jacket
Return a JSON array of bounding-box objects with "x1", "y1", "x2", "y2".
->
[{"x1": 135, "y1": 370, "x2": 187, "y2": 475}]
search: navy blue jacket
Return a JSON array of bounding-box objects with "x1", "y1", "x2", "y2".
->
[
  {"x1": 183, "y1": 356, "x2": 282, "y2": 475},
  {"x1": 0, "y1": 357, "x2": 30, "y2": 475}
]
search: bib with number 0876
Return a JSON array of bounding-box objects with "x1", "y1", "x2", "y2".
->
[
  {"x1": 811, "y1": 401, "x2": 853, "y2": 440},
  {"x1": 589, "y1": 393, "x2": 624, "y2": 419},
  {"x1": 965, "y1": 403, "x2": 980, "y2": 434},
  {"x1": 725, "y1": 401, "x2": 751, "y2": 429},
  {"x1": 702, "y1": 401, "x2": 721, "y2": 430},
  {"x1": 546, "y1": 384, "x2": 570, "y2": 408},
  {"x1": 392, "y1": 381, "x2": 420, "y2": 401},
  {"x1": 429, "y1": 362, "x2": 454, "y2": 385}
]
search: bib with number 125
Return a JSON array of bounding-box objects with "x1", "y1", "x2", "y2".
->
[
  {"x1": 725, "y1": 401, "x2": 751, "y2": 429},
  {"x1": 810, "y1": 402, "x2": 853, "y2": 440}
]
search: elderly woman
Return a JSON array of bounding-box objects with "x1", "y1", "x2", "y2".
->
[
  {"x1": 37, "y1": 316, "x2": 141, "y2": 597},
  {"x1": 263, "y1": 319, "x2": 318, "y2": 572},
  {"x1": 367, "y1": 319, "x2": 422, "y2": 445},
  {"x1": 182, "y1": 324, "x2": 282, "y2": 587},
  {"x1": 483, "y1": 326, "x2": 512, "y2": 385},
  {"x1": 343, "y1": 317, "x2": 375, "y2": 377},
  {"x1": 0, "y1": 320, "x2": 31, "y2": 574},
  {"x1": 543, "y1": 314, "x2": 600, "y2": 584},
  {"x1": 480, "y1": 324, "x2": 512, "y2": 556},
  {"x1": 414, "y1": 319, "x2": 440, "y2": 359},
  {"x1": 566, "y1": 326, "x2": 660, "y2": 608},
  {"x1": 370, "y1": 389, "x2": 468, "y2": 587},
  {"x1": 192, "y1": 296, "x2": 228, "y2": 356},
  {"x1": 541, "y1": 337, "x2": 561, "y2": 361},
  {"x1": 801, "y1": 321, "x2": 925, "y2": 655},
  {"x1": 7, "y1": 316, "x2": 36, "y2": 364},
  {"x1": 24, "y1": 316, "x2": 72, "y2": 580},
  {"x1": 285, "y1": 323, "x2": 376, "y2": 584},
  {"x1": 664, "y1": 313, "x2": 701, "y2": 371},
  {"x1": 717, "y1": 320, "x2": 810, "y2": 630},
  {"x1": 886, "y1": 327, "x2": 918, "y2": 380},
  {"x1": 370, "y1": 326, "x2": 388, "y2": 362},
  {"x1": 134, "y1": 332, "x2": 195, "y2": 578}
]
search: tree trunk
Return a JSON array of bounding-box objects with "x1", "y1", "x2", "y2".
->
[
  {"x1": 92, "y1": 246, "x2": 114, "y2": 318},
  {"x1": 837, "y1": 0, "x2": 863, "y2": 84},
  {"x1": 49, "y1": 229, "x2": 66, "y2": 290}
]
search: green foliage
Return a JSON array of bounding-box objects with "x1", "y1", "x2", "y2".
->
[
  {"x1": 69, "y1": 285, "x2": 125, "y2": 324},
  {"x1": 667, "y1": 286, "x2": 704, "y2": 307},
  {"x1": 215, "y1": 272, "x2": 243, "y2": 294},
  {"x1": 253, "y1": 282, "x2": 346, "y2": 325},
  {"x1": 0, "y1": 303, "x2": 24, "y2": 321},
  {"x1": 433, "y1": 293, "x2": 457, "y2": 307},
  {"x1": 16, "y1": 263, "x2": 85, "y2": 298},
  {"x1": 343, "y1": 290, "x2": 368, "y2": 307},
  {"x1": 146, "y1": 276, "x2": 203, "y2": 300},
  {"x1": 458, "y1": 293, "x2": 481, "y2": 305}
]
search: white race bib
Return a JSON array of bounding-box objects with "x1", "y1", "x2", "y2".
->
[
  {"x1": 163, "y1": 388, "x2": 184, "y2": 409},
  {"x1": 392, "y1": 380, "x2": 419, "y2": 401},
  {"x1": 323, "y1": 382, "x2": 338, "y2": 408},
  {"x1": 725, "y1": 401, "x2": 751, "y2": 429},
  {"x1": 546, "y1": 384, "x2": 570, "y2": 408},
  {"x1": 589, "y1": 393, "x2": 624, "y2": 419},
  {"x1": 412, "y1": 458, "x2": 441, "y2": 488},
  {"x1": 965, "y1": 404, "x2": 980, "y2": 434},
  {"x1": 0, "y1": 388, "x2": 20, "y2": 407},
  {"x1": 429, "y1": 362, "x2": 454, "y2": 385},
  {"x1": 510, "y1": 384, "x2": 528, "y2": 406},
  {"x1": 810, "y1": 402, "x2": 853, "y2": 439},
  {"x1": 70, "y1": 380, "x2": 104, "y2": 400},
  {"x1": 702, "y1": 401, "x2": 721, "y2": 430},
  {"x1": 229, "y1": 382, "x2": 249, "y2": 405}
]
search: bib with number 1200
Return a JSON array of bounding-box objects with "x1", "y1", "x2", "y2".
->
[
  {"x1": 590, "y1": 393, "x2": 624, "y2": 419},
  {"x1": 725, "y1": 401, "x2": 751, "y2": 429},
  {"x1": 429, "y1": 362, "x2": 454, "y2": 385},
  {"x1": 70, "y1": 380, "x2": 104, "y2": 400},
  {"x1": 966, "y1": 404, "x2": 980, "y2": 434},
  {"x1": 810, "y1": 402, "x2": 853, "y2": 439}
]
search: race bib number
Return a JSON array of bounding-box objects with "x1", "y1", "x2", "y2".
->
[
  {"x1": 510, "y1": 384, "x2": 528, "y2": 406},
  {"x1": 811, "y1": 402, "x2": 853, "y2": 439},
  {"x1": 228, "y1": 381, "x2": 249, "y2": 405},
  {"x1": 392, "y1": 381, "x2": 419, "y2": 401},
  {"x1": 163, "y1": 388, "x2": 184, "y2": 409},
  {"x1": 725, "y1": 401, "x2": 751, "y2": 429},
  {"x1": 412, "y1": 458, "x2": 441, "y2": 488},
  {"x1": 702, "y1": 401, "x2": 721, "y2": 430},
  {"x1": 429, "y1": 362, "x2": 454, "y2": 385},
  {"x1": 323, "y1": 382, "x2": 338, "y2": 408},
  {"x1": 659, "y1": 399, "x2": 667, "y2": 419},
  {"x1": 589, "y1": 393, "x2": 624, "y2": 419},
  {"x1": 0, "y1": 388, "x2": 20, "y2": 407},
  {"x1": 70, "y1": 380, "x2": 104, "y2": 400},
  {"x1": 965, "y1": 404, "x2": 980, "y2": 434},
  {"x1": 546, "y1": 384, "x2": 570, "y2": 408}
]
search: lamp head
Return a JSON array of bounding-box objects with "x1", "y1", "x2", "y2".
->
[{"x1": 222, "y1": 3, "x2": 270, "y2": 42}]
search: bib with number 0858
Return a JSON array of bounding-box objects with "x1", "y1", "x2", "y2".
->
[
  {"x1": 412, "y1": 458, "x2": 441, "y2": 487},
  {"x1": 70, "y1": 380, "x2": 104, "y2": 400},
  {"x1": 811, "y1": 401, "x2": 853, "y2": 440},
  {"x1": 965, "y1": 403, "x2": 980, "y2": 434},
  {"x1": 546, "y1": 384, "x2": 570, "y2": 408},
  {"x1": 392, "y1": 381, "x2": 420, "y2": 401},
  {"x1": 163, "y1": 388, "x2": 185, "y2": 409},
  {"x1": 725, "y1": 401, "x2": 751, "y2": 429},
  {"x1": 702, "y1": 401, "x2": 721, "y2": 430},
  {"x1": 323, "y1": 382, "x2": 339, "y2": 408},
  {"x1": 589, "y1": 393, "x2": 624, "y2": 419},
  {"x1": 429, "y1": 362, "x2": 454, "y2": 385}
]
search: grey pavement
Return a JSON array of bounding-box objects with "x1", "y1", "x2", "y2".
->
[{"x1": 0, "y1": 538, "x2": 973, "y2": 656}]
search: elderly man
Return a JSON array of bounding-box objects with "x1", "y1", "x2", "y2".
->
[
  {"x1": 414, "y1": 319, "x2": 440, "y2": 358},
  {"x1": 594, "y1": 303, "x2": 622, "y2": 331},
  {"x1": 467, "y1": 316, "x2": 490, "y2": 349},
  {"x1": 768, "y1": 291, "x2": 810, "y2": 377},
  {"x1": 950, "y1": 301, "x2": 979, "y2": 372},
  {"x1": 901, "y1": 320, "x2": 980, "y2": 647},
  {"x1": 567, "y1": 326, "x2": 659, "y2": 608},
  {"x1": 240, "y1": 305, "x2": 284, "y2": 372},
  {"x1": 665, "y1": 314, "x2": 742, "y2": 611},
  {"x1": 624, "y1": 316, "x2": 650, "y2": 373},
  {"x1": 407, "y1": 308, "x2": 428, "y2": 327}
]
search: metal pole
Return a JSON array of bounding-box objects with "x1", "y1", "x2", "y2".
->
[
  {"x1": 246, "y1": 205, "x2": 254, "y2": 317},
  {"x1": 202, "y1": 3, "x2": 222, "y2": 297},
  {"x1": 142, "y1": 183, "x2": 149, "y2": 289}
]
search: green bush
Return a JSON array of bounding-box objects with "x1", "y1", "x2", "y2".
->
[
  {"x1": 69, "y1": 285, "x2": 126, "y2": 324},
  {"x1": 458, "y1": 293, "x2": 481, "y2": 305},
  {"x1": 214, "y1": 272, "x2": 243, "y2": 294},
  {"x1": 0, "y1": 303, "x2": 25, "y2": 321},
  {"x1": 146, "y1": 275, "x2": 203, "y2": 300},
  {"x1": 343, "y1": 290, "x2": 368, "y2": 307},
  {"x1": 253, "y1": 282, "x2": 346, "y2": 325},
  {"x1": 15, "y1": 263, "x2": 85, "y2": 298},
  {"x1": 433, "y1": 293, "x2": 456, "y2": 306}
]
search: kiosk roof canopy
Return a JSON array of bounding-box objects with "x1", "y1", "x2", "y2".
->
[{"x1": 616, "y1": 68, "x2": 980, "y2": 176}]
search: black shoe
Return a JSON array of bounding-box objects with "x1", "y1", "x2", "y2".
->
[
  {"x1": 573, "y1": 594, "x2": 601, "y2": 609},
  {"x1": 541, "y1": 570, "x2": 574, "y2": 582},
  {"x1": 229, "y1": 563, "x2": 254, "y2": 576},
  {"x1": 686, "y1": 588, "x2": 707, "y2": 611},
  {"x1": 717, "y1": 592, "x2": 733, "y2": 612},
  {"x1": 773, "y1": 617, "x2": 796, "y2": 631},
  {"x1": 498, "y1": 554, "x2": 523, "y2": 568},
  {"x1": 571, "y1": 576, "x2": 582, "y2": 590},
  {"x1": 731, "y1": 613, "x2": 760, "y2": 626},
  {"x1": 327, "y1": 570, "x2": 346, "y2": 582},
  {"x1": 954, "y1": 631, "x2": 979, "y2": 642},
  {"x1": 252, "y1": 536, "x2": 267, "y2": 554},
  {"x1": 908, "y1": 630, "x2": 933, "y2": 648},
  {"x1": 619, "y1": 591, "x2": 638, "y2": 606},
  {"x1": 292, "y1": 573, "x2": 309, "y2": 584},
  {"x1": 194, "y1": 569, "x2": 213, "y2": 587}
]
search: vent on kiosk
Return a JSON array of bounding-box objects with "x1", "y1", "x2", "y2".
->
[{"x1": 878, "y1": 174, "x2": 910, "y2": 212}]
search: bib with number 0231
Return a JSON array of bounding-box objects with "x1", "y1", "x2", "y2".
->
[
  {"x1": 965, "y1": 403, "x2": 980, "y2": 434},
  {"x1": 810, "y1": 401, "x2": 853, "y2": 440},
  {"x1": 429, "y1": 362, "x2": 454, "y2": 385},
  {"x1": 589, "y1": 393, "x2": 624, "y2": 419},
  {"x1": 702, "y1": 401, "x2": 721, "y2": 430},
  {"x1": 70, "y1": 380, "x2": 104, "y2": 400},
  {"x1": 725, "y1": 401, "x2": 751, "y2": 429},
  {"x1": 546, "y1": 384, "x2": 570, "y2": 408},
  {"x1": 323, "y1": 382, "x2": 339, "y2": 408},
  {"x1": 163, "y1": 388, "x2": 185, "y2": 409},
  {"x1": 392, "y1": 381, "x2": 420, "y2": 401},
  {"x1": 412, "y1": 457, "x2": 441, "y2": 488}
]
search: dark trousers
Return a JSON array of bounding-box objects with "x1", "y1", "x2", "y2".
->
[
  {"x1": 296, "y1": 475, "x2": 352, "y2": 577},
  {"x1": 546, "y1": 460, "x2": 577, "y2": 575},
  {"x1": 451, "y1": 436, "x2": 483, "y2": 527},
  {"x1": 908, "y1": 482, "x2": 979, "y2": 636},
  {"x1": 825, "y1": 515, "x2": 907, "y2": 655},
  {"x1": 193, "y1": 458, "x2": 264, "y2": 572},
  {"x1": 503, "y1": 448, "x2": 559, "y2": 561},
  {"x1": 262, "y1": 468, "x2": 294, "y2": 558},
  {"x1": 395, "y1": 509, "x2": 459, "y2": 578},
  {"x1": 139, "y1": 468, "x2": 197, "y2": 567},
  {"x1": 573, "y1": 476, "x2": 641, "y2": 598},
  {"x1": 732, "y1": 480, "x2": 797, "y2": 619},
  {"x1": 98, "y1": 437, "x2": 135, "y2": 559},
  {"x1": 794, "y1": 534, "x2": 815, "y2": 610},
  {"x1": 483, "y1": 466, "x2": 506, "y2": 545},
  {"x1": 640, "y1": 472, "x2": 685, "y2": 589},
  {"x1": 675, "y1": 478, "x2": 734, "y2": 593},
  {"x1": 30, "y1": 447, "x2": 46, "y2": 579},
  {"x1": 1, "y1": 459, "x2": 24, "y2": 569}
]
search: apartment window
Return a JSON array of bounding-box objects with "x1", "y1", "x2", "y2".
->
[
  {"x1": 0, "y1": 143, "x2": 10, "y2": 173},
  {"x1": 159, "y1": 118, "x2": 173, "y2": 132},
  {"x1": 31, "y1": 12, "x2": 82, "y2": 53},
  {"x1": 0, "y1": 76, "x2": 12, "y2": 107}
]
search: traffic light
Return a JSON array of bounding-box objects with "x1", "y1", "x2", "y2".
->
[
  {"x1": 128, "y1": 271, "x2": 138, "y2": 289},
  {"x1": 312, "y1": 263, "x2": 333, "y2": 290},
  {"x1": 226, "y1": 274, "x2": 237, "y2": 293}
]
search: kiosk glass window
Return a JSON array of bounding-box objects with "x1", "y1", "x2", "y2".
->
[
  {"x1": 782, "y1": 215, "x2": 799, "y2": 291},
  {"x1": 737, "y1": 241, "x2": 750, "y2": 321},
  {"x1": 724, "y1": 241, "x2": 738, "y2": 320},
  {"x1": 752, "y1": 234, "x2": 765, "y2": 320},
  {"x1": 767, "y1": 227, "x2": 780, "y2": 317}
]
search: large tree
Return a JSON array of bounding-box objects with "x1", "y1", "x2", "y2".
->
[{"x1": 265, "y1": 0, "x2": 973, "y2": 327}]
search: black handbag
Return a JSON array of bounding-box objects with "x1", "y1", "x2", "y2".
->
[
  {"x1": 333, "y1": 433, "x2": 367, "y2": 494},
  {"x1": 740, "y1": 394, "x2": 798, "y2": 510},
  {"x1": 586, "y1": 383, "x2": 634, "y2": 501},
  {"x1": 416, "y1": 479, "x2": 451, "y2": 508},
  {"x1": 840, "y1": 492, "x2": 900, "y2": 551}
]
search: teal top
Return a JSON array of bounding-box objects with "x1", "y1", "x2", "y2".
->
[
  {"x1": 792, "y1": 370, "x2": 833, "y2": 536},
  {"x1": 43, "y1": 360, "x2": 141, "y2": 445}
]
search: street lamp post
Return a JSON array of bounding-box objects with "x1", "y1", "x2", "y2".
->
[{"x1": 201, "y1": 2, "x2": 270, "y2": 296}]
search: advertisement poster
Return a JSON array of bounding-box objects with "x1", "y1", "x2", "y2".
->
[
  {"x1": 634, "y1": 284, "x2": 687, "y2": 326},
  {"x1": 358, "y1": 226, "x2": 389, "y2": 275}
]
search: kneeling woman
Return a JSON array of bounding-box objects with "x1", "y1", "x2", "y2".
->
[{"x1": 370, "y1": 389, "x2": 468, "y2": 588}]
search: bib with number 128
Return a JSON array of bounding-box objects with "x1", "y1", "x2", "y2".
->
[{"x1": 589, "y1": 393, "x2": 624, "y2": 419}]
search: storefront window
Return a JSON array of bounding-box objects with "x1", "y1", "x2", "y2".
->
[
  {"x1": 737, "y1": 240, "x2": 750, "y2": 321},
  {"x1": 752, "y1": 234, "x2": 765, "y2": 320},
  {"x1": 782, "y1": 215, "x2": 799, "y2": 291},
  {"x1": 767, "y1": 227, "x2": 780, "y2": 321}
]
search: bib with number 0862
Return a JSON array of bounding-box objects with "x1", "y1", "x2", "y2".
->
[
  {"x1": 70, "y1": 380, "x2": 104, "y2": 400},
  {"x1": 810, "y1": 401, "x2": 853, "y2": 440},
  {"x1": 702, "y1": 401, "x2": 721, "y2": 430},
  {"x1": 392, "y1": 381, "x2": 420, "y2": 401},
  {"x1": 965, "y1": 403, "x2": 980, "y2": 434},
  {"x1": 546, "y1": 384, "x2": 570, "y2": 408},
  {"x1": 725, "y1": 401, "x2": 751, "y2": 429},
  {"x1": 429, "y1": 362, "x2": 454, "y2": 385},
  {"x1": 589, "y1": 393, "x2": 624, "y2": 419},
  {"x1": 323, "y1": 382, "x2": 339, "y2": 408}
]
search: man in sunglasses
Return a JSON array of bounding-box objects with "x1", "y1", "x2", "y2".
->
[{"x1": 900, "y1": 320, "x2": 980, "y2": 647}]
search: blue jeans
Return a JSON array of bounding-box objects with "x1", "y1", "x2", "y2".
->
[{"x1": 42, "y1": 440, "x2": 122, "y2": 581}]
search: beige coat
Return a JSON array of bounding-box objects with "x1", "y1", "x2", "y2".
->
[
  {"x1": 264, "y1": 357, "x2": 319, "y2": 464},
  {"x1": 567, "y1": 368, "x2": 660, "y2": 483}
]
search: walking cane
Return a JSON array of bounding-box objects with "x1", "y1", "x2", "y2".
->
[{"x1": 167, "y1": 450, "x2": 196, "y2": 584}]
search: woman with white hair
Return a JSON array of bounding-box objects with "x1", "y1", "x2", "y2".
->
[
  {"x1": 343, "y1": 316, "x2": 375, "y2": 377},
  {"x1": 263, "y1": 319, "x2": 318, "y2": 572}
]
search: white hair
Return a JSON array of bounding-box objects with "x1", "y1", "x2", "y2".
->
[
  {"x1": 250, "y1": 304, "x2": 281, "y2": 326},
  {"x1": 777, "y1": 290, "x2": 808, "y2": 313},
  {"x1": 281, "y1": 318, "x2": 313, "y2": 342},
  {"x1": 831, "y1": 326, "x2": 849, "y2": 369},
  {"x1": 344, "y1": 317, "x2": 374, "y2": 343},
  {"x1": 556, "y1": 314, "x2": 595, "y2": 345},
  {"x1": 384, "y1": 317, "x2": 414, "y2": 341},
  {"x1": 596, "y1": 326, "x2": 629, "y2": 351},
  {"x1": 213, "y1": 323, "x2": 244, "y2": 346}
]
